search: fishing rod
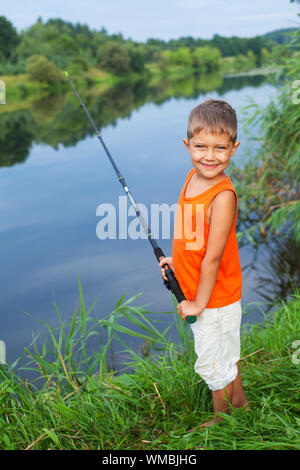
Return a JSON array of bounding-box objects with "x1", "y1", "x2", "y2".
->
[{"x1": 64, "y1": 71, "x2": 196, "y2": 324}]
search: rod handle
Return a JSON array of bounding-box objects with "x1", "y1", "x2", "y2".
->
[
  {"x1": 164, "y1": 267, "x2": 197, "y2": 324},
  {"x1": 155, "y1": 249, "x2": 197, "y2": 324}
]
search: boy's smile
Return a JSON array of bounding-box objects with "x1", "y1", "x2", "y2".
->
[{"x1": 183, "y1": 130, "x2": 240, "y2": 181}]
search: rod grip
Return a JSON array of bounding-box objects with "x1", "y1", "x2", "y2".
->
[
  {"x1": 163, "y1": 268, "x2": 197, "y2": 325},
  {"x1": 154, "y1": 249, "x2": 196, "y2": 324}
]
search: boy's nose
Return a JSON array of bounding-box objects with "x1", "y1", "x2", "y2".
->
[{"x1": 203, "y1": 149, "x2": 216, "y2": 162}]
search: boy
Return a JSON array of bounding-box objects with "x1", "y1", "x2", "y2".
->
[{"x1": 159, "y1": 99, "x2": 248, "y2": 427}]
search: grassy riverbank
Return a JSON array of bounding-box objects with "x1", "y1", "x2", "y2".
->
[
  {"x1": 0, "y1": 281, "x2": 299, "y2": 450},
  {"x1": 1, "y1": 63, "x2": 277, "y2": 116},
  {"x1": 0, "y1": 67, "x2": 122, "y2": 113}
]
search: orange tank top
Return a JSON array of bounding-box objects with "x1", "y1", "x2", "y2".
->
[{"x1": 172, "y1": 168, "x2": 242, "y2": 308}]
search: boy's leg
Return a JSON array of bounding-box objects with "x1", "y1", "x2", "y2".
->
[
  {"x1": 212, "y1": 382, "x2": 233, "y2": 415},
  {"x1": 200, "y1": 364, "x2": 249, "y2": 428},
  {"x1": 190, "y1": 300, "x2": 246, "y2": 428},
  {"x1": 232, "y1": 362, "x2": 249, "y2": 408},
  {"x1": 200, "y1": 382, "x2": 233, "y2": 427}
]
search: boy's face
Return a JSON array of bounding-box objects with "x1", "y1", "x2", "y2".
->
[{"x1": 183, "y1": 130, "x2": 240, "y2": 179}]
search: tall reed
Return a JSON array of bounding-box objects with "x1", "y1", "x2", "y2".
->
[{"x1": 0, "y1": 277, "x2": 299, "y2": 450}]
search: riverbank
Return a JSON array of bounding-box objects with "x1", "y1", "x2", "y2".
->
[
  {"x1": 223, "y1": 67, "x2": 279, "y2": 78},
  {"x1": 0, "y1": 286, "x2": 299, "y2": 450},
  {"x1": 0, "y1": 68, "x2": 122, "y2": 113},
  {"x1": 0, "y1": 64, "x2": 276, "y2": 115}
]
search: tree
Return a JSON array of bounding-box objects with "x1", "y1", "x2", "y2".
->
[
  {"x1": 97, "y1": 42, "x2": 131, "y2": 75},
  {"x1": 247, "y1": 37, "x2": 263, "y2": 66},
  {"x1": 157, "y1": 50, "x2": 173, "y2": 69},
  {"x1": 261, "y1": 48, "x2": 270, "y2": 65},
  {"x1": 128, "y1": 47, "x2": 145, "y2": 73},
  {"x1": 172, "y1": 47, "x2": 193, "y2": 67},
  {"x1": 53, "y1": 34, "x2": 79, "y2": 57},
  {"x1": 26, "y1": 54, "x2": 65, "y2": 83},
  {"x1": 246, "y1": 50, "x2": 256, "y2": 69},
  {"x1": 192, "y1": 46, "x2": 221, "y2": 72},
  {"x1": 67, "y1": 57, "x2": 90, "y2": 75},
  {"x1": 0, "y1": 16, "x2": 20, "y2": 60},
  {"x1": 230, "y1": 27, "x2": 300, "y2": 244}
]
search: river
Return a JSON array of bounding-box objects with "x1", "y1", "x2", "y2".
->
[{"x1": 0, "y1": 72, "x2": 298, "y2": 368}]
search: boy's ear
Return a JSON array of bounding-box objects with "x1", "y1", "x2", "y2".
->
[
  {"x1": 231, "y1": 140, "x2": 240, "y2": 157},
  {"x1": 183, "y1": 138, "x2": 190, "y2": 151}
]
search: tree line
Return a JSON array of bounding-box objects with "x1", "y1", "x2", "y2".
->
[{"x1": 0, "y1": 15, "x2": 297, "y2": 81}]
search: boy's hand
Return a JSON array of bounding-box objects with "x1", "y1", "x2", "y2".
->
[
  {"x1": 158, "y1": 257, "x2": 173, "y2": 281},
  {"x1": 177, "y1": 300, "x2": 203, "y2": 321}
]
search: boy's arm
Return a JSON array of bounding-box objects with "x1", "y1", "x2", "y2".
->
[
  {"x1": 195, "y1": 189, "x2": 236, "y2": 310},
  {"x1": 177, "y1": 190, "x2": 237, "y2": 319}
]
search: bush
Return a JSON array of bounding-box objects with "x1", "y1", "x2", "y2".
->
[
  {"x1": 0, "y1": 16, "x2": 20, "y2": 60},
  {"x1": 97, "y1": 42, "x2": 131, "y2": 76},
  {"x1": 66, "y1": 57, "x2": 90, "y2": 75},
  {"x1": 192, "y1": 46, "x2": 221, "y2": 72},
  {"x1": 26, "y1": 54, "x2": 65, "y2": 83},
  {"x1": 172, "y1": 47, "x2": 193, "y2": 67}
]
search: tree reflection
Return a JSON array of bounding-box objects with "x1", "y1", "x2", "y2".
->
[
  {"x1": 0, "y1": 72, "x2": 271, "y2": 168},
  {"x1": 240, "y1": 229, "x2": 300, "y2": 315},
  {"x1": 0, "y1": 111, "x2": 34, "y2": 167}
]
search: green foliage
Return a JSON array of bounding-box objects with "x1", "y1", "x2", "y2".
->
[
  {"x1": 155, "y1": 45, "x2": 221, "y2": 72},
  {"x1": 172, "y1": 47, "x2": 193, "y2": 67},
  {"x1": 0, "y1": 14, "x2": 294, "y2": 80},
  {"x1": 128, "y1": 46, "x2": 146, "y2": 73},
  {"x1": 221, "y1": 51, "x2": 258, "y2": 74},
  {"x1": 0, "y1": 111, "x2": 34, "y2": 167},
  {"x1": 192, "y1": 46, "x2": 221, "y2": 72},
  {"x1": 232, "y1": 28, "x2": 300, "y2": 243},
  {"x1": 0, "y1": 278, "x2": 299, "y2": 450},
  {"x1": 96, "y1": 42, "x2": 146, "y2": 76},
  {"x1": 97, "y1": 42, "x2": 131, "y2": 75},
  {"x1": 0, "y1": 16, "x2": 20, "y2": 60},
  {"x1": 262, "y1": 27, "x2": 299, "y2": 45},
  {"x1": 66, "y1": 57, "x2": 90, "y2": 76},
  {"x1": 261, "y1": 47, "x2": 270, "y2": 65},
  {"x1": 53, "y1": 33, "x2": 79, "y2": 58},
  {"x1": 26, "y1": 54, "x2": 65, "y2": 83}
]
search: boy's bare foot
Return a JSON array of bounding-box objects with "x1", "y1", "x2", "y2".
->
[
  {"x1": 188, "y1": 416, "x2": 223, "y2": 432},
  {"x1": 232, "y1": 400, "x2": 250, "y2": 410}
]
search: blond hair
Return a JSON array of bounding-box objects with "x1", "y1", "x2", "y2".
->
[{"x1": 187, "y1": 99, "x2": 237, "y2": 143}]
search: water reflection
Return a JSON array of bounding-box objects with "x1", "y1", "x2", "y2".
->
[
  {"x1": 0, "y1": 111, "x2": 34, "y2": 167},
  {"x1": 1, "y1": 69, "x2": 296, "y2": 368},
  {"x1": 241, "y1": 232, "x2": 300, "y2": 315},
  {"x1": 0, "y1": 72, "x2": 269, "y2": 168}
]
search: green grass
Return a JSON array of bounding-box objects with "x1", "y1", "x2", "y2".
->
[{"x1": 0, "y1": 277, "x2": 299, "y2": 450}]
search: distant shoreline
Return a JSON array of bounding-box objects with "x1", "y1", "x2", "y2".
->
[{"x1": 223, "y1": 67, "x2": 279, "y2": 78}]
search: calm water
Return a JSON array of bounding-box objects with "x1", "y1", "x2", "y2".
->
[{"x1": 0, "y1": 74, "x2": 298, "y2": 367}]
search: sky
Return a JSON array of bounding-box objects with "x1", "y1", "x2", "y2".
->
[{"x1": 1, "y1": 0, "x2": 299, "y2": 41}]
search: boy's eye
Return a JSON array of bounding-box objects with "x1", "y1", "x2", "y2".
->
[{"x1": 195, "y1": 145, "x2": 226, "y2": 150}]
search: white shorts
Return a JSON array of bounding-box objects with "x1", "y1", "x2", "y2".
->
[{"x1": 190, "y1": 299, "x2": 242, "y2": 391}]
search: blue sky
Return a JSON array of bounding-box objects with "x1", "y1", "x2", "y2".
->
[{"x1": 1, "y1": 0, "x2": 299, "y2": 41}]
